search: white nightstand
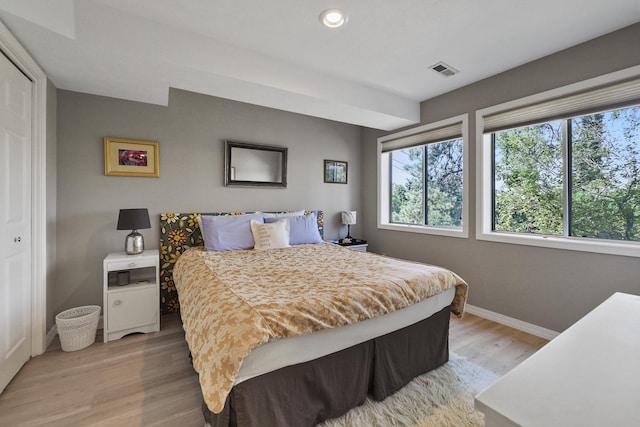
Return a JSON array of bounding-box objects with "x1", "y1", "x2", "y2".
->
[{"x1": 103, "y1": 249, "x2": 160, "y2": 343}]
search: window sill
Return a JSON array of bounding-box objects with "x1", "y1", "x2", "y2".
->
[
  {"x1": 378, "y1": 223, "x2": 468, "y2": 239},
  {"x1": 476, "y1": 230, "x2": 640, "y2": 258}
]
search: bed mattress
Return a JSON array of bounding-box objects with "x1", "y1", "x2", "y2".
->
[{"x1": 235, "y1": 286, "x2": 455, "y2": 384}]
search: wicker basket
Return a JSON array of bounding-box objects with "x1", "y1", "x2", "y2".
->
[{"x1": 55, "y1": 305, "x2": 101, "y2": 352}]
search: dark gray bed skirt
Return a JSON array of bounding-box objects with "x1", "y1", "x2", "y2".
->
[{"x1": 203, "y1": 305, "x2": 451, "y2": 427}]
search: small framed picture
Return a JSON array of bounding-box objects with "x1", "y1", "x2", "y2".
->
[
  {"x1": 104, "y1": 137, "x2": 159, "y2": 177},
  {"x1": 324, "y1": 160, "x2": 348, "y2": 184}
]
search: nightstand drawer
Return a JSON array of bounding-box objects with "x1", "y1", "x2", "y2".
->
[
  {"x1": 107, "y1": 257, "x2": 156, "y2": 272},
  {"x1": 107, "y1": 286, "x2": 157, "y2": 332}
]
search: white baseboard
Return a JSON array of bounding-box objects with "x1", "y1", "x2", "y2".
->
[
  {"x1": 45, "y1": 324, "x2": 58, "y2": 349},
  {"x1": 465, "y1": 304, "x2": 559, "y2": 341}
]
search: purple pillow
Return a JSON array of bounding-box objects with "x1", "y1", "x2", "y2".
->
[
  {"x1": 201, "y1": 214, "x2": 263, "y2": 251},
  {"x1": 264, "y1": 213, "x2": 322, "y2": 245}
]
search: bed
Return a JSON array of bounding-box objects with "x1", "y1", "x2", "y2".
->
[{"x1": 160, "y1": 211, "x2": 468, "y2": 427}]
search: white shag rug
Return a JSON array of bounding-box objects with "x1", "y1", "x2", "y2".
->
[{"x1": 319, "y1": 355, "x2": 499, "y2": 427}]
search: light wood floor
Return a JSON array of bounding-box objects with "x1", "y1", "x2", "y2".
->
[{"x1": 0, "y1": 313, "x2": 548, "y2": 426}]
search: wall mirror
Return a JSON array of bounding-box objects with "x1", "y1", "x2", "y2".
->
[{"x1": 224, "y1": 140, "x2": 288, "y2": 188}]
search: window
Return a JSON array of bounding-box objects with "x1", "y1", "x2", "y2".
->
[
  {"x1": 391, "y1": 139, "x2": 463, "y2": 226},
  {"x1": 493, "y1": 107, "x2": 640, "y2": 241},
  {"x1": 379, "y1": 114, "x2": 468, "y2": 238},
  {"x1": 478, "y1": 66, "x2": 640, "y2": 257},
  {"x1": 493, "y1": 121, "x2": 564, "y2": 235}
]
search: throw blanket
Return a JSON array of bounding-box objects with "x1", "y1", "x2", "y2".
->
[{"x1": 174, "y1": 243, "x2": 468, "y2": 413}]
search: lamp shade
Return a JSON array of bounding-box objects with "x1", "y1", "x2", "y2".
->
[
  {"x1": 341, "y1": 211, "x2": 357, "y2": 225},
  {"x1": 117, "y1": 208, "x2": 151, "y2": 230}
]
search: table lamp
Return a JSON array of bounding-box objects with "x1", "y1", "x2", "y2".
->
[
  {"x1": 341, "y1": 211, "x2": 357, "y2": 240},
  {"x1": 117, "y1": 208, "x2": 151, "y2": 255}
]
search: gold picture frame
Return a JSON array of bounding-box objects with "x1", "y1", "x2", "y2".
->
[{"x1": 104, "y1": 137, "x2": 159, "y2": 177}]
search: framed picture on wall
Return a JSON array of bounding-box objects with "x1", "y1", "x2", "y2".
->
[
  {"x1": 104, "y1": 137, "x2": 160, "y2": 177},
  {"x1": 324, "y1": 160, "x2": 348, "y2": 184}
]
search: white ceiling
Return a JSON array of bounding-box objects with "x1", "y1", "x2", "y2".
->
[{"x1": 0, "y1": 0, "x2": 638, "y2": 131}]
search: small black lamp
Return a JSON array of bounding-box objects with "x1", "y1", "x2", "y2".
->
[{"x1": 117, "y1": 208, "x2": 151, "y2": 255}]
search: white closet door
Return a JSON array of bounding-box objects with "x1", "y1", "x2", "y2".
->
[{"x1": 0, "y1": 50, "x2": 32, "y2": 393}]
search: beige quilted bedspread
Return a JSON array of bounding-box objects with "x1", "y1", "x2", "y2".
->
[{"x1": 173, "y1": 243, "x2": 468, "y2": 413}]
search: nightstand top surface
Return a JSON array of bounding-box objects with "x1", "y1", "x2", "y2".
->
[{"x1": 104, "y1": 249, "x2": 159, "y2": 261}]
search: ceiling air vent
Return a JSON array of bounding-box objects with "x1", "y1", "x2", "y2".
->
[{"x1": 430, "y1": 62, "x2": 459, "y2": 77}]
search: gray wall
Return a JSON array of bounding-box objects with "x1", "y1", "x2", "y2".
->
[
  {"x1": 362, "y1": 23, "x2": 640, "y2": 332},
  {"x1": 54, "y1": 88, "x2": 362, "y2": 319}
]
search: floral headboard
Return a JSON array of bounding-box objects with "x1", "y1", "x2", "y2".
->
[{"x1": 158, "y1": 211, "x2": 324, "y2": 314}]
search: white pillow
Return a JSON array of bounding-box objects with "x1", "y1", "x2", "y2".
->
[{"x1": 250, "y1": 219, "x2": 290, "y2": 250}]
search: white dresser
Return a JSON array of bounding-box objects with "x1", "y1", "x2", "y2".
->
[{"x1": 475, "y1": 292, "x2": 640, "y2": 426}]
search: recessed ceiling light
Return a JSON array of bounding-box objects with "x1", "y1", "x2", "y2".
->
[{"x1": 319, "y1": 9, "x2": 348, "y2": 28}]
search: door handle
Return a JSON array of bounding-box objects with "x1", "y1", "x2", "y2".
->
[{"x1": 14, "y1": 236, "x2": 21, "y2": 243}]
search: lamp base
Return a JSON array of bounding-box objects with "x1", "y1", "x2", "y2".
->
[
  {"x1": 344, "y1": 224, "x2": 352, "y2": 240},
  {"x1": 125, "y1": 230, "x2": 144, "y2": 255}
]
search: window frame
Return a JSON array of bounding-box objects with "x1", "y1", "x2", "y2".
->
[
  {"x1": 378, "y1": 114, "x2": 469, "y2": 238},
  {"x1": 476, "y1": 65, "x2": 640, "y2": 257}
]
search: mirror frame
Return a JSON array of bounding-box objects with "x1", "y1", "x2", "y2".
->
[{"x1": 224, "y1": 140, "x2": 288, "y2": 188}]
